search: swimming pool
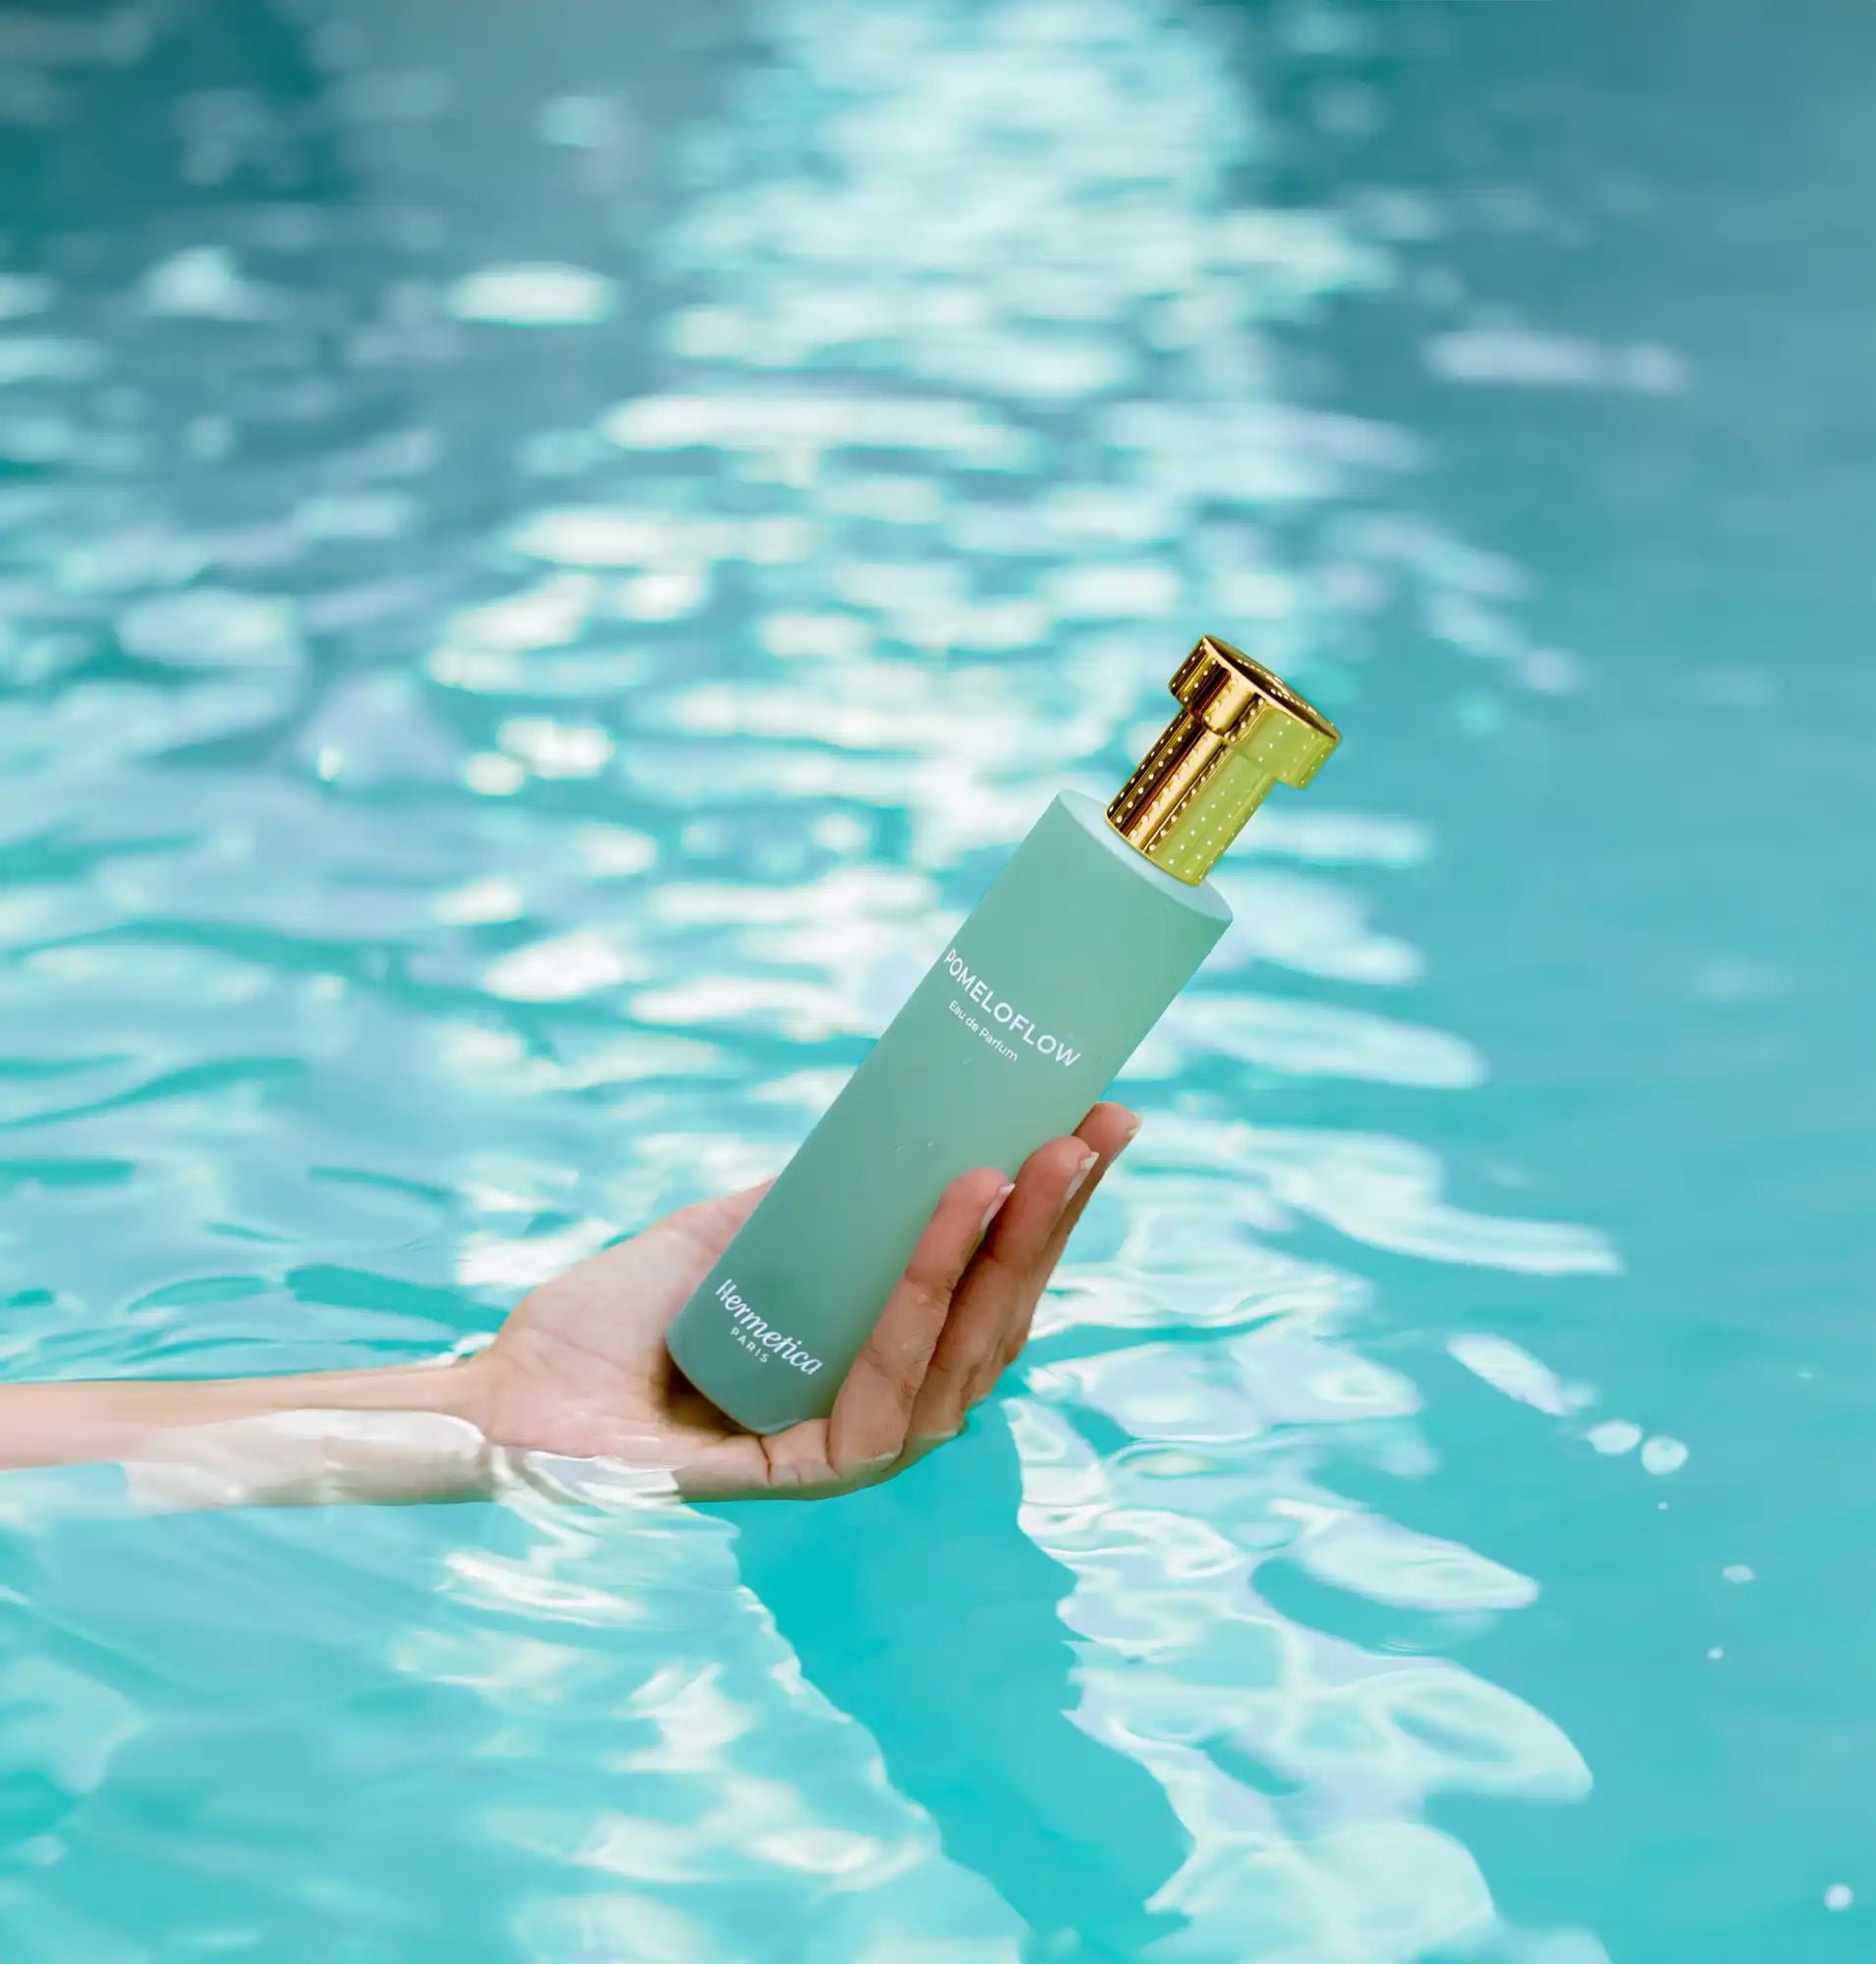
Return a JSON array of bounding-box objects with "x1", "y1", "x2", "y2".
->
[{"x1": 3, "y1": 1, "x2": 1872, "y2": 1958}]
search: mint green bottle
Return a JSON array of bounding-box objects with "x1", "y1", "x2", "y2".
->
[{"x1": 666, "y1": 637, "x2": 1341, "y2": 1434}]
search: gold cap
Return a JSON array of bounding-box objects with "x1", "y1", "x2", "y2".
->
[{"x1": 1107, "y1": 635, "x2": 1341, "y2": 884}]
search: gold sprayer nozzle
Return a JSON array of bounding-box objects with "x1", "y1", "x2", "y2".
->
[{"x1": 1107, "y1": 635, "x2": 1341, "y2": 885}]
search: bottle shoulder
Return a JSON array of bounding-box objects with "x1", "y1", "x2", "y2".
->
[{"x1": 1050, "y1": 791, "x2": 1234, "y2": 925}]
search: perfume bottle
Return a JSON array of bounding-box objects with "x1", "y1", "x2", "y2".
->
[{"x1": 666, "y1": 636, "x2": 1341, "y2": 1434}]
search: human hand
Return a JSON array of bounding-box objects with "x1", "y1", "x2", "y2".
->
[{"x1": 466, "y1": 1101, "x2": 1138, "y2": 1500}]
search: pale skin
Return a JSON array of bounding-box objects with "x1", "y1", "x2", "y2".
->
[{"x1": 0, "y1": 1103, "x2": 1137, "y2": 1505}]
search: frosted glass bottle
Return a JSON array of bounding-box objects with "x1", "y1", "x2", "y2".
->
[{"x1": 666, "y1": 637, "x2": 1340, "y2": 1434}]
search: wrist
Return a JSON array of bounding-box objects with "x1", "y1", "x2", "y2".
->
[{"x1": 436, "y1": 1348, "x2": 501, "y2": 1440}]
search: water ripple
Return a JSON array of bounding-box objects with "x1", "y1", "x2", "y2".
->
[{"x1": 0, "y1": 0, "x2": 1660, "y2": 1956}]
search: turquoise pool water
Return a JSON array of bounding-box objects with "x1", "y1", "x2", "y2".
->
[{"x1": 3, "y1": 2, "x2": 1872, "y2": 1958}]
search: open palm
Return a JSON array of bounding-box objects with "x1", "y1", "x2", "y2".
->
[{"x1": 470, "y1": 1102, "x2": 1137, "y2": 1500}]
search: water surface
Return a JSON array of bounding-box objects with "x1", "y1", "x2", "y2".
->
[{"x1": 2, "y1": 3, "x2": 1872, "y2": 1960}]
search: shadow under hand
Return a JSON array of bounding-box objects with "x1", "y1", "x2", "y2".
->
[{"x1": 722, "y1": 1406, "x2": 1185, "y2": 1963}]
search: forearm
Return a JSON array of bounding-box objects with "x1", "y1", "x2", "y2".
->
[{"x1": 0, "y1": 1357, "x2": 498, "y2": 1503}]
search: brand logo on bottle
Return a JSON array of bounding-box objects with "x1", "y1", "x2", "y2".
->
[
  {"x1": 715, "y1": 1278, "x2": 823, "y2": 1373},
  {"x1": 940, "y1": 949, "x2": 1081, "y2": 1066}
]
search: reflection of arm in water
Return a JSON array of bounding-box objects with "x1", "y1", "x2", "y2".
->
[{"x1": 0, "y1": 1104, "x2": 1134, "y2": 1506}]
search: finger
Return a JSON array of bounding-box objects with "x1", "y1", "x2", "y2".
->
[
  {"x1": 672, "y1": 1429, "x2": 791, "y2": 1500},
  {"x1": 907, "y1": 1132, "x2": 1096, "y2": 1446},
  {"x1": 1038, "y1": 1102, "x2": 1138, "y2": 1268},
  {"x1": 826, "y1": 1165, "x2": 1011, "y2": 1476},
  {"x1": 965, "y1": 1102, "x2": 1139, "y2": 1408}
]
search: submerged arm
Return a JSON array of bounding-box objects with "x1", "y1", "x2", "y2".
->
[{"x1": 0, "y1": 1361, "x2": 497, "y2": 1503}]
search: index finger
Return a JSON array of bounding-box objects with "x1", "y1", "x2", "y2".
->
[{"x1": 825, "y1": 1166, "x2": 1011, "y2": 1477}]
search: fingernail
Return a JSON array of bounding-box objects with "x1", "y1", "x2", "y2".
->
[
  {"x1": 1063, "y1": 1147, "x2": 1099, "y2": 1205},
  {"x1": 1121, "y1": 1113, "x2": 1142, "y2": 1146},
  {"x1": 980, "y1": 1183, "x2": 1015, "y2": 1234}
]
